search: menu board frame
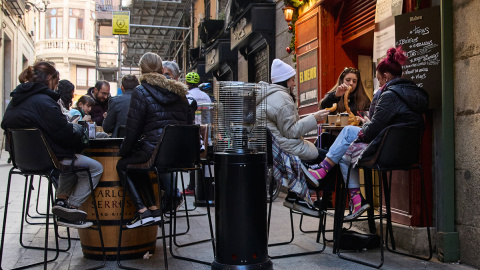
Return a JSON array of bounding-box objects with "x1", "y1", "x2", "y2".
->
[{"x1": 395, "y1": 6, "x2": 441, "y2": 108}]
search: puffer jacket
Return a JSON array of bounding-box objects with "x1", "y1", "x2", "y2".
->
[
  {"x1": 1, "y1": 82, "x2": 81, "y2": 159},
  {"x1": 119, "y1": 73, "x2": 191, "y2": 157},
  {"x1": 256, "y1": 82, "x2": 318, "y2": 160},
  {"x1": 359, "y1": 78, "x2": 429, "y2": 157}
]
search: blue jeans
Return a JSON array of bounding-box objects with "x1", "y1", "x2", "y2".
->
[
  {"x1": 325, "y1": 125, "x2": 361, "y2": 189},
  {"x1": 58, "y1": 154, "x2": 103, "y2": 207}
]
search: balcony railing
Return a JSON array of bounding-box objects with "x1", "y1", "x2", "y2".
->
[{"x1": 36, "y1": 39, "x2": 96, "y2": 59}]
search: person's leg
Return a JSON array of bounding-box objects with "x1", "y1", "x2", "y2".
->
[
  {"x1": 67, "y1": 154, "x2": 103, "y2": 208},
  {"x1": 116, "y1": 150, "x2": 156, "y2": 228},
  {"x1": 302, "y1": 126, "x2": 361, "y2": 181},
  {"x1": 116, "y1": 151, "x2": 151, "y2": 212},
  {"x1": 339, "y1": 155, "x2": 369, "y2": 221}
]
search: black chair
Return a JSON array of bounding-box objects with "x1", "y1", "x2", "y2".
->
[
  {"x1": 116, "y1": 125, "x2": 215, "y2": 269},
  {"x1": 266, "y1": 129, "x2": 326, "y2": 259},
  {"x1": 334, "y1": 125, "x2": 432, "y2": 268},
  {"x1": 0, "y1": 128, "x2": 106, "y2": 270}
]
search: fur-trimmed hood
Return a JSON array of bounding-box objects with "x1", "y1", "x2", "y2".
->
[{"x1": 140, "y1": 73, "x2": 188, "y2": 96}]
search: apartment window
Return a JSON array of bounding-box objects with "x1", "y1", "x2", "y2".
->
[
  {"x1": 69, "y1": 9, "x2": 84, "y2": 39},
  {"x1": 46, "y1": 8, "x2": 63, "y2": 39},
  {"x1": 77, "y1": 66, "x2": 96, "y2": 89}
]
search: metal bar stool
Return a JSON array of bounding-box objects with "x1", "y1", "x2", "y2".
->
[{"x1": 0, "y1": 128, "x2": 106, "y2": 270}]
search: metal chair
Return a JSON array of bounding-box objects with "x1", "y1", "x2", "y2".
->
[
  {"x1": 266, "y1": 129, "x2": 326, "y2": 259},
  {"x1": 334, "y1": 125, "x2": 432, "y2": 268},
  {"x1": 0, "y1": 128, "x2": 106, "y2": 270},
  {"x1": 117, "y1": 125, "x2": 215, "y2": 269}
]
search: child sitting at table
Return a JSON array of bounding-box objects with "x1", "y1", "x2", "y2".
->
[{"x1": 69, "y1": 95, "x2": 95, "y2": 122}]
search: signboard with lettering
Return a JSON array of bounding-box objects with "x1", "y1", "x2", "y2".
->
[
  {"x1": 395, "y1": 6, "x2": 440, "y2": 108},
  {"x1": 112, "y1": 11, "x2": 130, "y2": 35},
  {"x1": 297, "y1": 49, "x2": 318, "y2": 107}
]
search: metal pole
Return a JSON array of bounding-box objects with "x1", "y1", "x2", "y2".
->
[
  {"x1": 438, "y1": 0, "x2": 459, "y2": 262},
  {"x1": 118, "y1": 35, "x2": 122, "y2": 83},
  {"x1": 129, "y1": 24, "x2": 190, "y2": 30}
]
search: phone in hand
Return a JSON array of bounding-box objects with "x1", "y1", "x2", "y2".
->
[
  {"x1": 357, "y1": 111, "x2": 369, "y2": 119},
  {"x1": 71, "y1": 115, "x2": 80, "y2": 121}
]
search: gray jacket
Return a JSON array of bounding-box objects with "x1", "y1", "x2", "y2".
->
[
  {"x1": 102, "y1": 90, "x2": 133, "y2": 137},
  {"x1": 256, "y1": 82, "x2": 318, "y2": 160}
]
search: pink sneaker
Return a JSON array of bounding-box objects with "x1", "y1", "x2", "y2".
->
[{"x1": 344, "y1": 194, "x2": 370, "y2": 221}]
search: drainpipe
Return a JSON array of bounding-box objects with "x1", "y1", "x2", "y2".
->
[{"x1": 437, "y1": 0, "x2": 459, "y2": 262}]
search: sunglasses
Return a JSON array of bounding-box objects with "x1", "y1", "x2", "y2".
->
[{"x1": 342, "y1": 67, "x2": 360, "y2": 75}]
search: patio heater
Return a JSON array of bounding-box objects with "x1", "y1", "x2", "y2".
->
[{"x1": 211, "y1": 82, "x2": 272, "y2": 270}]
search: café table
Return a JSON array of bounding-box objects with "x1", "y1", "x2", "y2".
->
[{"x1": 78, "y1": 138, "x2": 159, "y2": 260}]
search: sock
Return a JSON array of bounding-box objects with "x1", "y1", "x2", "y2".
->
[
  {"x1": 309, "y1": 159, "x2": 333, "y2": 179},
  {"x1": 349, "y1": 188, "x2": 361, "y2": 199},
  {"x1": 351, "y1": 192, "x2": 362, "y2": 214}
]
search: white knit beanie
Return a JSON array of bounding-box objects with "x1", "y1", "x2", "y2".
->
[{"x1": 271, "y1": 59, "x2": 296, "y2": 83}]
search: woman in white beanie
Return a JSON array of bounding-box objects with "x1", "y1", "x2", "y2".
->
[{"x1": 257, "y1": 59, "x2": 330, "y2": 214}]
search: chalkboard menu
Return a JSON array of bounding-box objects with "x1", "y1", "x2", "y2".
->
[{"x1": 395, "y1": 6, "x2": 441, "y2": 108}]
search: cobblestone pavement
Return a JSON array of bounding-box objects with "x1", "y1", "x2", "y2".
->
[{"x1": 0, "y1": 151, "x2": 474, "y2": 270}]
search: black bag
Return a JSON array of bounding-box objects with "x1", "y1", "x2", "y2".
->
[
  {"x1": 72, "y1": 123, "x2": 89, "y2": 153},
  {"x1": 338, "y1": 228, "x2": 381, "y2": 251}
]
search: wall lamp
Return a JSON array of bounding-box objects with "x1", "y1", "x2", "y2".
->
[{"x1": 282, "y1": 4, "x2": 295, "y2": 23}]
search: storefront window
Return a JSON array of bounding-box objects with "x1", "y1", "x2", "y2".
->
[
  {"x1": 69, "y1": 9, "x2": 85, "y2": 39},
  {"x1": 46, "y1": 8, "x2": 63, "y2": 39}
]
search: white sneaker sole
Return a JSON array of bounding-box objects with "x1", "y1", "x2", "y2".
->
[
  {"x1": 52, "y1": 206, "x2": 87, "y2": 222},
  {"x1": 300, "y1": 164, "x2": 320, "y2": 187},
  {"x1": 126, "y1": 216, "x2": 155, "y2": 229},
  {"x1": 293, "y1": 203, "x2": 320, "y2": 216},
  {"x1": 344, "y1": 204, "x2": 370, "y2": 221},
  {"x1": 57, "y1": 220, "x2": 93, "y2": 229}
]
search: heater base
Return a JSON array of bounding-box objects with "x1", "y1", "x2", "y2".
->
[{"x1": 211, "y1": 259, "x2": 273, "y2": 270}]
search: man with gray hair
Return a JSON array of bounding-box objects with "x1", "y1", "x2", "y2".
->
[
  {"x1": 162, "y1": 61, "x2": 181, "y2": 81},
  {"x1": 103, "y1": 74, "x2": 140, "y2": 137}
]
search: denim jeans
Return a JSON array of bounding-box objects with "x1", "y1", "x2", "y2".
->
[
  {"x1": 324, "y1": 125, "x2": 361, "y2": 189},
  {"x1": 57, "y1": 154, "x2": 103, "y2": 207}
]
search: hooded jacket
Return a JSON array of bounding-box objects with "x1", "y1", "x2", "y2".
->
[
  {"x1": 256, "y1": 82, "x2": 318, "y2": 160},
  {"x1": 1, "y1": 82, "x2": 80, "y2": 159},
  {"x1": 119, "y1": 73, "x2": 191, "y2": 157},
  {"x1": 359, "y1": 78, "x2": 429, "y2": 158}
]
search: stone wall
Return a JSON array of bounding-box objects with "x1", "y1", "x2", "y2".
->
[{"x1": 453, "y1": 0, "x2": 480, "y2": 268}]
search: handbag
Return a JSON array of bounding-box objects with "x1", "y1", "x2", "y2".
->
[{"x1": 339, "y1": 228, "x2": 381, "y2": 251}]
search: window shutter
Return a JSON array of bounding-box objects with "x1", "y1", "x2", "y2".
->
[{"x1": 340, "y1": 0, "x2": 376, "y2": 43}]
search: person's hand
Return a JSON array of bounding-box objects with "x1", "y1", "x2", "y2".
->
[
  {"x1": 335, "y1": 83, "x2": 350, "y2": 97},
  {"x1": 71, "y1": 117, "x2": 79, "y2": 124},
  {"x1": 357, "y1": 115, "x2": 370, "y2": 125},
  {"x1": 83, "y1": 115, "x2": 92, "y2": 122},
  {"x1": 313, "y1": 109, "x2": 330, "y2": 122}
]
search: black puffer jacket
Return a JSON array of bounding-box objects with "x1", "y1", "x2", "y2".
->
[
  {"x1": 359, "y1": 78, "x2": 429, "y2": 157},
  {"x1": 1, "y1": 82, "x2": 81, "y2": 159},
  {"x1": 119, "y1": 73, "x2": 192, "y2": 157}
]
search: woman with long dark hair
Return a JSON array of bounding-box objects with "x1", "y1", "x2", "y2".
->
[
  {"x1": 320, "y1": 68, "x2": 371, "y2": 116},
  {"x1": 1, "y1": 61, "x2": 103, "y2": 228},
  {"x1": 56, "y1": 79, "x2": 75, "y2": 118}
]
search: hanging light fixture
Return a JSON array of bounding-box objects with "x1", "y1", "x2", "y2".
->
[{"x1": 282, "y1": 5, "x2": 295, "y2": 23}]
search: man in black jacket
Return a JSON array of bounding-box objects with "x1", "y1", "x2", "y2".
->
[
  {"x1": 1, "y1": 61, "x2": 103, "y2": 229},
  {"x1": 103, "y1": 75, "x2": 139, "y2": 137}
]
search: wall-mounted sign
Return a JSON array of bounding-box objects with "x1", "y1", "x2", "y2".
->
[
  {"x1": 395, "y1": 6, "x2": 440, "y2": 108},
  {"x1": 230, "y1": 17, "x2": 253, "y2": 50},
  {"x1": 297, "y1": 49, "x2": 318, "y2": 107},
  {"x1": 112, "y1": 11, "x2": 130, "y2": 35}
]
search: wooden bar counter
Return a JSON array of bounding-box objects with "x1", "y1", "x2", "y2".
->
[{"x1": 78, "y1": 138, "x2": 158, "y2": 260}]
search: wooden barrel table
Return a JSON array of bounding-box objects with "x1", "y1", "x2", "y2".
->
[{"x1": 78, "y1": 138, "x2": 158, "y2": 260}]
